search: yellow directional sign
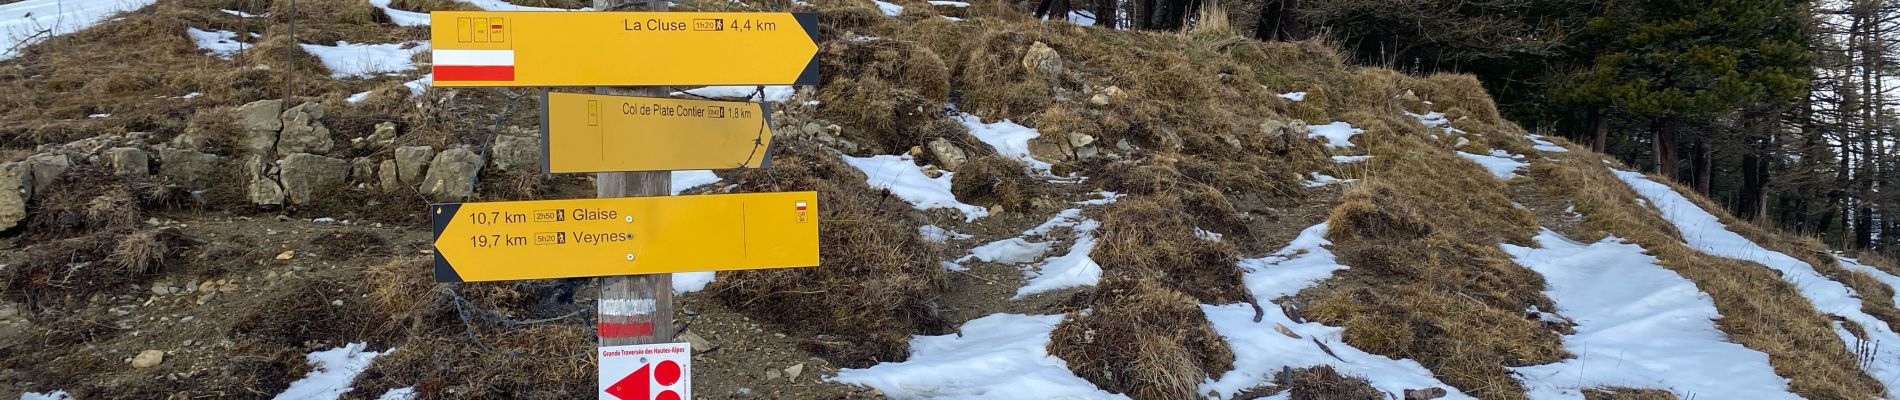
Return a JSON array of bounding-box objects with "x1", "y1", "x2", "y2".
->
[
  {"x1": 429, "y1": 11, "x2": 819, "y2": 87},
  {"x1": 432, "y1": 192, "x2": 820, "y2": 282},
  {"x1": 544, "y1": 92, "x2": 774, "y2": 173}
]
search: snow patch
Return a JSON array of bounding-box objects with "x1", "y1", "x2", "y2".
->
[
  {"x1": 842, "y1": 154, "x2": 988, "y2": 221},
  {"x1": 670, "y1": 170, "x2": 721, "y2": 195},
  {"x1": 1526, "y1": 134, "x2": 1568, "y2": 153},
  {"x1": 1302, "y1": 173, "x2": 1353, "y2": 187},
  {"x1": 955, "y1": 113, "x2": 1061, "y2": 178},
  {"x1": 919, "y1": 224, "x2": 973, "y2": 243},
  {"x1": 300, "y1": 41, "x2": 428, "y2": 79},
  {"x1": 274, "y1": 343, "x2": 390, "y2": 400},
  {"x1": 1279, "y1": 91, "x2": 1307, "y2": 101},
  {"x1": 1456, "y1": 150, "x2": 1527, "y2": 180},
  {"x1": 1839, "y1": 255, "x2": 1900, "y2": 309},
  {"x1": 1, "y1": 0, "x2": 159, "y2": 60},
  {"x1": 375, "y1": 387, "x2": 417, "y2": 400},
  {"x1": 1331, "y1": 155, "x2": 1370, "y2": 163},
  {"x1": 674, "y1": 272, "x2": 716, "y2": 294},
  {"x1": 1015, "y1": 218, "x2": 1103, "y2": 298},
  {"x1": 1615, "y1": 169, "x2": 1900, "y2": 392},
  {"x1": 928, "y1": 0, "x2": 971, "y2": 6},
  {"x1": 830, "y1": 313, "x2": 1126, "y2": 399},
  {"x1": 19, "y1": 391, "x2": 71, "y2": 400},
  {"x1": 188, "y1": 28, "x2": 245, "y2": 59},
  {"x1": 457, "y1": 0, "x2": 578, "y2": 11},
  {"x1": 221, "y1": 9, "x2": 264, "y2": 18},
  {"x1": 1307, "y1": 121, "x2": 1363, "y2": 148},
  {"x1": 874, "y1": 0, "x2": 903, "y2": 15},
  {"x1": 369, "y1": 0, "x2": 432, "y2": 27},
  {"x1": 1204, "y1": 223, "x2": 1469, "y2": 399},
  {"x1": 1504, "y1": 230, "x2": 1799, "y2": 399}
]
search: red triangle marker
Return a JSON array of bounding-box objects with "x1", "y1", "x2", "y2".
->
[{"x1": 605, "y1": 364, "x2": 650, "y2": 400}]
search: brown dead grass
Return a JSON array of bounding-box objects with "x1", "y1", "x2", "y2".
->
[
  {"x1": 1294, "y1": 127, "x2": 1562, "y2": 399},
  {"x1": 1093, "y1": 194, "x2": 1248, "y2": 304},
  {"x1": 1279, "y1": 365, "x2": 1384, "y2": 400},
  {"x1": 1582, "y1": 388, "x2": 1678, "y2": 400},
  {"x1": 1050, "y1": 277, "x2": 1233, "y2": 399},
  {"x1": 707, "y1": 142, "x2": 950, "y2": 368},
  {"x1": 951, "y1": 155, "x2": 1051, "y2": 213},
  {"x1": 1532, "y1": 152, "x2": 1884, "y2": 399}
]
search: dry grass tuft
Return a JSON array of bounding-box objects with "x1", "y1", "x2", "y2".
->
[
  {"x1": 1093, "y1": 194, "x2": 1247, "y2": 304},
  {"x1": 24, "y1": 166, "x2": 142, "y2": 238},
  {"x1": 108, "y1": 227, "x2": 189, "y2": 275},
  {"x1": 1278, "y1": 365, "x2": 1384, "y2": 400},
  {"x1": 1582, "y1": 388, "x2": 1678, "y2": 400},
  {"x1": 707, "y1": 142, "x2": 949, "y2": 367},
  {"x1": 1531, "y1": 153, "x2": 1884, "y2": 398},
  {"x1": 950, "y1": 155, "x2": 1048, "y2": 213},
  {"x1": 1050, "y1": 278, "x2": 1233, "y2": 399}
]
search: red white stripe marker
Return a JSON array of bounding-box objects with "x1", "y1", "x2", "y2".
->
[
  {"x1": 795, "y1": 201, "x2": 808, "y2": 212},
  {"x1": 433, "y1": 49, "x2": 516, "y2": 82}
]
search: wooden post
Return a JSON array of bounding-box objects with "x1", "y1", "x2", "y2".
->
[{"x1": 594, "y1": 0, "x2": 674, "y2": 347}]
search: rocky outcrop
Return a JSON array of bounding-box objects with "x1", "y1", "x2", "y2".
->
[
  {"x1": 418, "y1": 148, "x2": 481, "y2": 201},
  {"x1": 104, "y1": 147, "x2": 149, "y2": 177},
  {"x1": 278, "y1": 153, "x2": 348, "y2": 205},
  {"x1": 489, "y1": 135, "x2": 542, "y2": 173},
  {"x1": 381, "y1": 146, "x2": 434, "y2": 192},
  {"x1": 237, "y1": 99, "x2": 284, "y2": 157},
  {"x1": 0, "y1": 162, "x2": 28, "y2": 231},
  {"x1": 24, "y1": 154, "x2": 69, "y2": 193},
  {"x1": 926, "y1": 138, "x2": 969, "y2": 170},
  {"x1": 158, "y1": 147, "x2": 225, "y2": 189},
  {"x1": 1022, "y1": 41, "x2": 1064, "y2": 82},
  {"x1": 275, "y1": 102, "x2": 333, "y2": 156}
]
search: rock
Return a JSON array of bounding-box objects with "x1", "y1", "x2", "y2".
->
[
  {"x1": 920, "y1": 165, "x2": 944, "y2": 179},
  {"x1": 157, "y1": 147, "x2": 225, "y2": 189},
  {"x1": 489, "y1": 135, "x2": 542, "y2": 173},
  {"x1": 1219, "y1": 135, "x2": 1243, "y2": 150},
  {"x1": 680, "y1": 330, "x2": 715, "y2": 354},
  {"x1": 1404, "y1": 387, "x2": 1448, "y2": 400},
  {"x1": 1088, "y1": 93, "x2": 1110, "y2": 106},
  {"x1": 1287, "y1": 119, "x2": 1310, "y2": 137},
  {"x1": 248, "y1": 177, "x2": 285, "y2": 206},
  {"x1": 131, "y1": 350, "x2": 165, "y2": 368},
  {"x1": 925, "y1": 138, "x2": 969, "y2": 170},
  {"x1": 275, "y1": 102, "x2": 333, "y2": 155},
  {"x1": 765, "y1": 369, "x2": 782, "y2": 381},
  {"x1": 1021, "y1": 41, "x2": 1064, "y2": 81},
  {"x1": 1453, "y1": 137, "x2": 1471, "y2": 149},
  {"x1": 1273, "y1": 323, "x2": 1301, "y2": 339},
  {"x1": 104, "y1": 147, "x2": 150, "y2": 177},
  {"x1": 1068, "y1": 132, "x2": 1099, "y2": 159},
  {"x1": 418, "y1": 148, "x2": 482, "y2": 201},
  {"x1": 278, "y1": 153, "x2": 349, "y2": 205},
  {"x1": 783, "y1": 363, "x2": 804, "y2": 381},
  {"x1": 0, "y1": 301, "x2": 16, "y2": 319},
  {"x1": 381, "y1": 146, "x2": 435, "y2": 192},
  {"x1": 24, "y1": 153, "x2": 70, "y2": 193},
  {"x1": 275, "y1": 250, "x2": 295, "y2": 260},
  {"x1": 364, "y1": 122, "x2": 398, "y2": 149},
  {"x1": 0, "y1": 162, "x2": 27, "y2": 231},
  {"x1": 1103, "y1": 86, "x2": 1125, "y2": 97},
  {"x1": 1260, "y1": 120, "x2": 1288, "y2": 137},
  {"x1": 1401, "y1": 89, "x2": 1421, "y2": 102},
  {"x1": 237, "y1": 99, "x2": 284, "y2": 156}
]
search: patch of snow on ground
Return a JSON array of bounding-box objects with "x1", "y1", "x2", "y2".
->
[
  {"x1": 300, "y1": 41, "x2": 428, "y2": 78},
  {"x1": 1015, "y1": 218, "x2": 1103, "y2": 298},
  {"x1": 1064, "y1": 10, "x2": 1097, "y2": 25},
  {"x1": 1526, "y1": 134, "x2": 1568, "y2": 153},
  {"x1": 1331, "y1": 155, "x2": 1370, "y2": 163},
  {"x1": 1456, "y1": 150, "x2": 1528, "y2": 180},
  {"x1": 221, "y1": 9, "x2": 264, "y2": 17},
  {"x1": 403, "y1": 74, "x2": 433, "y2": 96},
  {"x1": 874, "y1": 0, "x2": 903, "y2": 15},
  {"x1": 274, "y1": 343, "x2": 390, "y2": 400},
  {"x1": 1279, "y1": 91, "x2": 1306, "y2": 101},
  {"x1": 929, "y1": 0, "x2": 971, "y2": 6},
  {"x1": 188, "y1": 28, "x2": 244, "y2": 59},
  {"x1": 831, "y1": 313, "x2": 1127, "y2": 399},
  {"x1": 670, "y1": 170, "x2": 720, "y2": 195},
  {"x1": 674, "y1": 272, "x2": 716, "y2": 294},
  {"x1": 1504, "y1": 229, "x2": 1799, "y2": 399},
  {"x1": 1203, "y1": 223, "x2": 1470, "y2": 399},
  {"x1": 457, "y1": 0, "x2": 577, "y2": 10},
  {"x1": 1307, "y1": 121, "x2": 1363, "y2": 148},
  {"x1": 1, "y1": 0, "x2": 159, "y2": 60},
  {"x1": 677, "y1": 85, "x2": 795, "y2": 102},
  {"x1": 20, "y1": 391, "x2": 71, "y2": 400},
  {"x1": 369, "y1": 0, "x2": 432, "y2": 26},
  {"x1": 1302, "y1": 173, "x2": 1352, "y2": 187},
  {"x1": 1614, "y1": 168, "x2": 1900, "y2": 391},
  {"x1": 955, "y1": 113, "x2": 1060, "y2": 177},
  {"x1": 1404, "y1": 111, "x2": 1462, "y2": 134},
  {"x1": 952, "y1": 193, "x2": 1119, "y2": 295},
  {"x1": 375, "y1": 387, "x2": 417, "y2": 400},
  {"x1": 843, "y1": 154, "x2": 988, "y2": 221},
  {"x1": 919, "y1": 224, "x2": 973, "y2": 243}
]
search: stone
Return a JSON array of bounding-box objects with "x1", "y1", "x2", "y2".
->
[
  {"x1": 277, "y1": 153, "x2": 349, "y2": 205},
  {"x1": 248, "y1": 177, "x2": 285, "y2": 206},
  {"x1": 1404, "y1": 387, "x2": 1448, "y2": 400},
  {"x1": 24, "y1": 153, "x2": 70, "y2": 193},
  {"x1": 1021, "y1": 41, "x2": 1064, "y2": 81},
  {"x1": 1273, "y1": 323, "x2": 1300, "y2": 339},
  {"x1": 1401, "y1": 89, "x2": 1421, "y2": 102},
  {"x1": 237, "y1": 99, "x2": 284, "y2": 156},
  {"x1": 275, "y1": 250, "x2": 295, "y2": 260},
  {"x1": 1453, "y1": 136, "x2": 1471, "y2": 149},
  {"x1": 765, "y1": 369, "x2": 782, "y2": 381},
  {"x1": 364, "y1": 122, "x2": 398, "y2": 149},
  {"x1": 1260, "y1": 120, "x2": 1288, "y2": 137},
  {"x1": 0, "y1": 162, "x2": 27, "y2": 231},
  {"x1": 783, "y1": 363, "x2": 804, "y2": 381},
  {"x1": 349, "y1": 157, "x2": 377, "y2": 185},
  {"x1": 418, "y1": 148, "x2": 483, "y2": 201},
  {"x1": 1068, "y1": 132, "x2": 1099, "y2": 159},
  {"x1": 680, "y1": 330, "x2": 715, "y2": 354},
  {"x1": 381, "y1": 146, "x2": 435, "y2": 192},
  {"x1": 1103, "y1": 86, "x2": 1125, "y2": 97},
  {"x1": 489, "y1": 135, "x2": 542, "y2": 173},
  {"x1": 1088, "y1": 93, "x2": 1110, "y2": 106},
  {"x1": 925, "y1": 138, "x2": 969, "y2": 170},
  {"x1": 104, "y1": 147, "x2": 150, "y2": 177},
  {"x1": 275, "y1": 102, "x2": 333, "y2": 155},
  {"x1": 157, "y1": 147, "x2": 224, "y2": 189},
  {"x1": 131, "y1": 350, "x2": 165, "y2": 368},
  {"x1": 1287, "y1": 119, "x2": 1310, "y2": 137}
]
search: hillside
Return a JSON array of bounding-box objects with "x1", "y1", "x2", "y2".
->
[{"x1": 3, "y1": 0, "x2": 1900, "y2": 399}]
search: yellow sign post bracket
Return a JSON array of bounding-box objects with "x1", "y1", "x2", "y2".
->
[
  {"x1": 541, "y1": 92, "x2": 777, "y2": 173},
  {"x1": 431, "y1": 191, "x2": 820, "y2": 282}
]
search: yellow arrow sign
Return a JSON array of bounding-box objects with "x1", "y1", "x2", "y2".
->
[
  {"x1": 544, "y1": 92, "x2": 774, "y2": 173},
  {"x1": 432, "y1": 192, "x2": 819, "y2": 282},
  {"x1": 429, "y1": 11, "x2": 819, "y2": 87}
]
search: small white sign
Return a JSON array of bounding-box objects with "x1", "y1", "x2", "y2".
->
[{"x1": 599, "y1": 342, "x2": 692, "y2": 400}]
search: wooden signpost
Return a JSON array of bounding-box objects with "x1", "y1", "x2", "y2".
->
[{"x1": 426, "y1": 2, "x2": 820, "y2": 397}]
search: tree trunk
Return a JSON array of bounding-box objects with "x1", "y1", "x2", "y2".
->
[
  {"x1": 1095, "y1": 0, "x2": 1116, "y2": 27},
  {"x1": 1035, "y1": 0, "x2": 1070, "y2": 20},
  {"x1": 1134, "y1": 0, "x2": 1152, "y2": 29},
  {"x1": 1652, "y1": 116, "x2": 1681, "y2": 181},
  {"x1": 1590, "y1": 107, "x2": 1609, "y2": 153},
  {"x1": 1692, "y1": 140, "x2": 1713, "y2": 195},
  {"x1": 1254, "y1": 0, "x2": 1302, "y2": 40},
  {"x1": 1737, "y1": 146, "x2": 1768, "y2": 221}
]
